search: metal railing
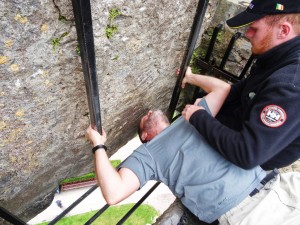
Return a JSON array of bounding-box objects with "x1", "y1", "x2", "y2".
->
[{"x1": 194, "y1": 25, "x2": 253, "y2": 84}]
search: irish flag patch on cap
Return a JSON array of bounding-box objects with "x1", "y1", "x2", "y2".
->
[{"x1": 276, "y1": 3, "x2": 284, "y2": 10}]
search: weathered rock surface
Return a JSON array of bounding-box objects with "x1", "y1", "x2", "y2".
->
[{"x1": 0, "y1": 0, "x2": 219, "y2": 221}]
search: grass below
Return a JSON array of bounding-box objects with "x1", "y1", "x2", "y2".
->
[
  {"x1": 60, "y1": 160, "x2": 121, "y2": 185},
  {"x1": 36, "y1": 203, "x2": 158, "y2": 225}
]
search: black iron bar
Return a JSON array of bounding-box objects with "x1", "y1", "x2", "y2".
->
[
  {"x1": 168, "y1": 0, "x2": 209, "y2": 120},
  {"x1": 84, "y1": 204, "x2": 110, "y2": 225},
  {"x1": 0, "y1": 206, "x2": 27, "y2": 225},
  {"x1": 72, "y1": 0, "x2": 102, "y2": 132},
  {"x1": 239, "y1": 54, "x2": 254, "y2": 79},
  {"x1": 192, "y1": 24, "x2": 223, "y2": 101},
  {"x1": 219, "y1": 32, "x2": 241, "y2": 69},
  {"x1": 48, "y1": 184, "x2": 98, "y2": 225},
  {"x1": 116, "y1": 182, "x2": 161, "y2": 225},
  {"x1": 196, "y1": 59, "x2": 240, "y2": 83},
  {"x1": 204, "y1": 24, "x2": 223, "y2": 62},
  {"x1": 48, "y1": 1, "x2": 104, "y2": 224}
]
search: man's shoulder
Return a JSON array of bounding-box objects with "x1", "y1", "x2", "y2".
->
[{"x1": 269, "y1": 64, "x2": 300, "y2": 87}]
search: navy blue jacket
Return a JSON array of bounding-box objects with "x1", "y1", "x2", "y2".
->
[{"x1": 190, "y1": 36, "x2": 300, "y2": 170}]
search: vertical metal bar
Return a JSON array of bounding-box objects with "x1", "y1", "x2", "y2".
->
[
  {"x1": 219, "y1": 32, "x2": 241, "y2": 69},
  {"x1": 72, "y1": 0, "x2": 102, "y2": 132},
  {"x1": 48, "y1": 184, "x2": 98, "y2": 225},
  {"x1": 204, "y1": 24, "x2": 223, "y2": 62},
  {"x1": 238, "y1": 54, "x2": 254, "y2": 79},
  {"x1": 48, "y1": 1, "x2": 104, "y2": 224},
  {"x1": 0, "y1": 206, "x2": 27, "y2": 225},
  {"x1": 168, "y1": 0, "x2": 209, "y2": 120},
  {"x1": 192, "y1": 24, "x2": 223, "y2": 102}
]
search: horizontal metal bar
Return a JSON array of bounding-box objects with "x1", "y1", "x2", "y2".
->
[{"x1": 196, "y1": 58, "x2": 241, "y2": 83}]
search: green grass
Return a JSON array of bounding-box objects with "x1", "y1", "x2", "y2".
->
[
  {"x1": 36, "y1": 203, "x2": 158, "y2": 225},
  {"x1": 60, "y1": 160, "x2": 121, "y2": 185}
]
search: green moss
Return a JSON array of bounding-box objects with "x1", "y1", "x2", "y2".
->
[
  {"x1": 75, "y1": 44, "x2": 80, "y2": 55},
  {"x1": 109, "y1": 8, "x2": 121, "y2": 22},
  {"x1": 111, "y1": 55, "x2": 119, "y2": 60},
  {"x1": 105, "y1": 8, "x2": 121, "y2": 39},
  {"x1": 58, "y1": 15, "x2": 67, "y2": 22},
  {"x1": 105, "y1": 24, "x2": 118, "y2": 39},
  {"x1": 51, "y1": 32, "x2": 69, "y2": 51}
]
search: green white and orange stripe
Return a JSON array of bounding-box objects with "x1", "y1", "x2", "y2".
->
[{"x1": 276, "y1": 3, "x2": 284, "y2": 11}]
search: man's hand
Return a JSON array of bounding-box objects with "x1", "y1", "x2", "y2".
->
[
  {"x1": 85, "y1": 125, "x2": 107, "y2": 146},
  {"x1": 85, "y1": 124, "x2": 140, "y2": 205},
  {"x1": 182, "y1": 104, "x2": 205, "y2": 121},
  {"x1": 181, "y1": 67, "x2": 193, "y2": 89}
]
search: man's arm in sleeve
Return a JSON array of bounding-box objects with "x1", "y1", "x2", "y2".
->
[{"x1": 189, "y1": 81, "x2": 300, "y2": 169}]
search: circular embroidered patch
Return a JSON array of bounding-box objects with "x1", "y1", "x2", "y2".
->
[{"x1": 260, "y1": 105, "x2": 287, "y2": 127}]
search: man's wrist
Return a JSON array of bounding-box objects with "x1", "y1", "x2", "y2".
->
[
  {"x1": 92, "y1": 144, "x2": 107, "y2": 154},
  {"x1": 93, "y1": 142, "x2": 104, "y2": 147}
]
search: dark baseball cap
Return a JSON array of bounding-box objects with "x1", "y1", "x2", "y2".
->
[{"x1": 227, "y1": 0, "x2": 300, "y2": 28}]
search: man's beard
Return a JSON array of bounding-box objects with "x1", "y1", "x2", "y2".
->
[{"x1": 251, "y1": 29, "x2": 273, "y2": 55}]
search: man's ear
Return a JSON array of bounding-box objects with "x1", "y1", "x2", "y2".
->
[
  {"x1": 141, "y1": 132, "x2": 148, "y2": 142},
  {"x1": 278, "y1": 23, "x2": 291, "y2": 39}
]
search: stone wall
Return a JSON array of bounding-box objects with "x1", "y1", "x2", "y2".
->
[{"x1": 0, "y1": 0, "x2": 219, "y2": 221}]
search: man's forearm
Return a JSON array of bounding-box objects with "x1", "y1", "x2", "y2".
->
[
  {"x1": 94, "y1": 149, "x2": 120, "y2": 204},
  {"x1": 85, "y1": 125, "x2": 140, "y2": 205},
  {"x1": 186, "y1": 72, "x2": 230, "y2": 94},
  {"x1": 184, "y1": 69, "x2": 231, "y2": 116},
  {"x1": 93, "y1": 148, "x2": 140, "y2": 205},
  {"x1": 194, "y1": 76, "x2": 230, "y2": 117}
]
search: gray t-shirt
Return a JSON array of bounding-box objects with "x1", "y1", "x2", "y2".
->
[{"x1": 121, "y1": 100, "x2": 266, "y2": 222}]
